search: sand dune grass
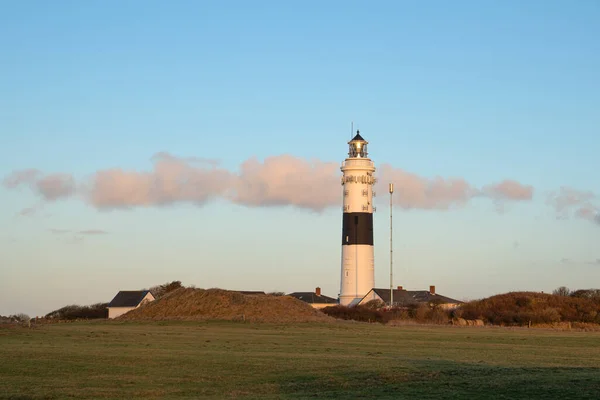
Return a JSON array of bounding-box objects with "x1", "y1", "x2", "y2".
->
[{"x1": 118, "y1": 287, "x2": 333, "y2": 323}]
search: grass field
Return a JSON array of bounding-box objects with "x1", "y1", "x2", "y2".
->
[{"x1": 1, "y1": 320, "x2": 600, "y2": 399}]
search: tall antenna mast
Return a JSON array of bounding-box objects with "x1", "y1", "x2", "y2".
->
[
  {"x1": 389, "y1": 183, "x2": 394, "y2": 307},
  {"x1": 351, "y1": 121, "x2": 354, "y2": 139}
]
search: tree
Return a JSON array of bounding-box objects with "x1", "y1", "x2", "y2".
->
[
  {"x1": 553, "y1": 286, "x2": 571, "y2": 296},
  {"x1": 570, "y1": 289, "x2": 600, "y2": 300},
  {"x1": 13, "y1": 313, "x2": 30, "y2": 323}
]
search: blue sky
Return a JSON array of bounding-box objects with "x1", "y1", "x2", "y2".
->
[{"x1": 1, "y1": 1, "x2": 599, "y2": 316}]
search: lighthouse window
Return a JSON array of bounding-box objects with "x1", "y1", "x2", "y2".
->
[
  {"x1": 348, "y1": 142, "x2": 368, "y2": 158},
  {"x1": 345, "y1": 270, "x2": 349, "y2": 277}
]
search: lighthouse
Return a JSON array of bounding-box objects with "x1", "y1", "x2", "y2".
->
[{"x1": 339, "y1": 130, "x2": 376, "y2": 306}]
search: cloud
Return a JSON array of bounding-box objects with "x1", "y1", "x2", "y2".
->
[
  {"x1": 231, "y1": 155, "x2": 340, "y2": 211},
  {"x1": 85, "y1": 152, "x2": 233, "y2": 209},
  {"x1": 482, "y1": 180, "x2": 533, "y2": 201},
  {"x1": 2, "y1": 169, "x2": 41, "y2": 187},
  {"x1": 547, "y1": 187, "x2": 599, "y2": 225},
  {"x1": 3, "y1": 169, "x2": 75, "y2": 200},
  {"x1": 376, "y1": 165, "x2": 533, "y2": 210},
  {"x1": 575, "y1": 204, "x2": 600, "y2": 225},
  {"x1": 547, "y1": 187, "x2": 595, "y2": 213},
  {"x1": 2, "y1": 152, "x2": 535, "y2": 213},
  {"x1": 78, "y1": 229, "x2": 108, "y2": 235},
  {"x1": 377, "y1": 164, "x2": 475, "y2": 210},
  {"x1": 36, "y1": 174, "x2": 76, "y2": 200}
]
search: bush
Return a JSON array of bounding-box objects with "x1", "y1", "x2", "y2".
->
[
  {"x1": 410, "y1": 303, "x2": 431, "y2": 322},
  {"x1": 553, "y1": 286, "x2": 571, "y2": 296},
  {"x1": 429, "y1": 308, "x2": 450, "y2": 324},
  {"x1": 362, "y1": 299, "x2": 385, "y2": 310},
  {"x1": 45, "y1": 303, "x2": 108, "y2": 320},
  {"x1": 459, "y1": 291, "x2": 600, "y2": 326},
  {"x1": 321, "y1": 305, "x2": 389, "y2": 323},
  {"x1": 321, "y1": 303, "x2": 452, "y2": 325},
  {"x1": 10, "y1": 313, "x2": 30, "y2": 323}
]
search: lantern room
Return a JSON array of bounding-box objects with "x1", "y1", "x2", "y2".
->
[{"x1": 348, "y1": 130, "x2": 368, "y2": 158}]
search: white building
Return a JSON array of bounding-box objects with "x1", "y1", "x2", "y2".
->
[
  {"x1": 107, "y1": 290, "x2": 155, "y2": 319},
  {"x1": 339, "y1": 131, "x2": 377, "y2": 306}
]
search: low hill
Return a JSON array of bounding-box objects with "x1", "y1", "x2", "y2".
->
[
  {"x1": 117, "y1": 287, "x2": 334, "y2": 323},
  {"x1": 459, "y1": 291, "x2": 600, "y2": 326}
]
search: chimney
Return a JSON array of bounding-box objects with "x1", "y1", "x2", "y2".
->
[
  {"x1": 315, "y1": 287, "x2": 321, "y2": 296},
  {"x1": 430, "y1": 285, "x2": 436, "y2": 295},
  {"x1": 397, "y1": 286, "x2": 403, "y2": 290}
]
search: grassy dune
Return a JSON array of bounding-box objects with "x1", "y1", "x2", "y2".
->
[{"x1": 1, "y1": 321, "x2": 600, "y2": 399}]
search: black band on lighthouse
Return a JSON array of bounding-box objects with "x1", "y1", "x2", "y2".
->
[{"x1": 341, "y1": 212, "x2": 373, "y2": 245}]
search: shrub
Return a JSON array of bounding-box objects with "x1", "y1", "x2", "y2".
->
[
  {"x1": 321, "y1": 305, "x2": 389, "y2": 323},
  {"x1": 10, "y1": 313, "x2": 30, "y2": 323},
  {"x1": 459, "y1": 291, "x2": 600, "y2": 326},
  {"x1": 410, "y1": 303, "x2": 431, "y2": 322},
  {"x1": 553, "y1": 286, "x2": 571, "y2": 296},
  {"x1": 429, "y1": 307, "x2": 450, "y2": 324},
  {"x1": 45, "y1": 303, "x2": 108, "y2": 320},
  {"x1": 362, "y1": 299, "x2": 385, "y2": 310},
  {"x1": 321, "y1": 303, "x2": 452, "y2": 325}
]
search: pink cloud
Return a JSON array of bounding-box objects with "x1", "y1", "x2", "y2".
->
[
  {"x1": 547, "y1": 187, "x2": 595, "y2": 214},
  {"x1": 377, "y1": 164, "x2": 477, "y2": 210},
  {"x1": 36, "y1": 174, "x2": 76, "y2": 200},
  {"x1": 230, "y1": 155, "x2": 340, "y2": 211},
  {"x1": 3, "y1": 169, "x2": 75, "y2": 200},
  {"x1": 575, "y1": 204, "x2": 600, "y2": 225},
  {"x1": 86, "y1": 153, "x2": 233, "y2": 209},
  {"x1": 547, "y1": 187, "x2": 599, "y2": 225},
  {"x1": 2, "y1": 169, "x2": 41, "y2": 187},
  {"x1": 483, "y1": 180, "x2": 533, "y2": 201},
  {"x1": 2, "y1": 153, "x2": 536, "y2": 214}
]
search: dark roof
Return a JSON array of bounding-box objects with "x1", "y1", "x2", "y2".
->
[
  {"x1": 287, "y1": 292, "x2": 338, "y2": 304},
  {"x1": 107, "y1": 290, "x2": 152, "y2": 307},
  {"x1": 236, "y1": 291, "x2": 266, "y2": 295},
  {"x1": 366, "y1": 288, "x2": 462, "y2": 306},
  {"x1": 351, "y1": 131, "x2": 365, "y2": 142}
]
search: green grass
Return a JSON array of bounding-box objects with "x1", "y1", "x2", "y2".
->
[{"x1": 1, "y1": 320, "x2": 600, "y2": 399}]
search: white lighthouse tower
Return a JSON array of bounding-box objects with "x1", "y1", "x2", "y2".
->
[{"x1": 339, "y1": 130, "x2": 376, "y2": 306}]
